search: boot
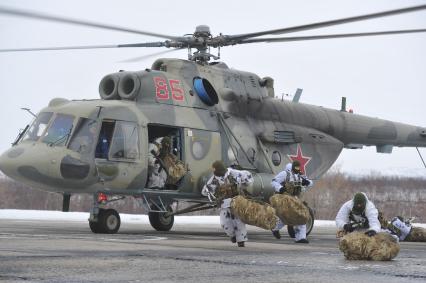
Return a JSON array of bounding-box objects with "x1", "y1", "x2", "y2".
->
[
  {"x1": 237, "y1": 241, "x2": 245, "y2": 247},
  {"x1": 230, "y1": 236, "x2": 237, "y2": 243},
  {"x1": 272, "y1": 230, "x2": 281, "y2": 239},
  {"x1": 295, "y1": 238, "x2": 309, "y2": 244}
]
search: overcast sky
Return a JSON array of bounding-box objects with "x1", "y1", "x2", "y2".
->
[{"x1": 0, "y1": 0, "x2": 425, "y2": 176}]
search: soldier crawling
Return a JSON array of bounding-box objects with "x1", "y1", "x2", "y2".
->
[
  {"x1": 202, "y1": 160, "x2": 254, "y2": 247},
  {"x1": 335, "y1": 192, "x2": 381, "y2": 237},
  {"x1": 379, "y1": 213, "x2": 426, "y2": 242},
  {"x1": 271, "y1": 160, "x2": 313, "y2": 243}
]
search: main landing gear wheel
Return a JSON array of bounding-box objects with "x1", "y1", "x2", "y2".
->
[
  {"x1": 89, "y1": 208, "x2": 121, "y2": 234},
  {"x1": 148, "y1": 205, "x2": 174, "y2": 231},
  {"x1": 287, "y1": 206, "x2": 315, "y2": 238}
]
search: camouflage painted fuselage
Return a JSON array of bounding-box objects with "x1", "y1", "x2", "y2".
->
[{"x1": 1, "y1": 58, "x2": 425, "y2": 201}]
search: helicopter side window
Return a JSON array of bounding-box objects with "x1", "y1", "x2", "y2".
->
[
  {"x1": 109, "y1": 121, "x2": 139, "y2": 160},
  {"x1": 41, "y1": 114, "x2": 75, "y2": 146},
  {"x1": 95, "y1": 121, "x2": 114, "y2": 159},
  {"x1": 23, "y1": 112, "x2": 53, "y2": 142},
  {"x1": 68, "y1": 118, "x2": 98, "y2": 154}
]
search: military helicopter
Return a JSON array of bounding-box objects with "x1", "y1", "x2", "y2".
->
[{"x1": 0, "y1": 4, "x2": 425, "y2": 236}]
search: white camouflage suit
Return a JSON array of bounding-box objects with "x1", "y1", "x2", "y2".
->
[
  {"x1": 385, "y1": 217, "x2": 412, "y2": 241},
  {"x1": 147, "y1": 138, "x2": 167, "y2": 189},
  {"x1": 202, "y1": 168, "x2": 254, "y2": 243},
  {"x1": 335, "y1": 193, "x2": 381, "y2": 233},
  {"x1": 271, "y1": 163, "x2": 313, "y2": 241}
]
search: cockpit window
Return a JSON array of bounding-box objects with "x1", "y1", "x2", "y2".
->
[
  {"x1": 23, "y1": 112, "x2": 53, "y2": 142},
  {"x1": 109, "y1": 121, "x2": 139, "y2": 160},
  {"x1": 68, "y1": 118, "x2": 98, "y2": 154},
  {"x1": 42, "y1": 114, "x2": 75, "y2": 146}
]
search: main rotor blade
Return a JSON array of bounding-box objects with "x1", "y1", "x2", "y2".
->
[
  {"x1": 0, "y1": 6, "x2": 178, "y2": 40},
  {"x1": 119, "y1": 48, "x2": 182, "y2": 63},
  {"x1": 0, "y1": 42, "x2": 170, "y2": 52},
  {"x1": 238, "y1": 29, "x2": 426, "y2": 44},
  {"x1": 227, "y1": 5, "x2": 426, "y2": 42}
]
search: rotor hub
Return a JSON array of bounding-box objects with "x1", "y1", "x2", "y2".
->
[{"x1": 194, "y1": 25, "x2": 211, "y2": 38}]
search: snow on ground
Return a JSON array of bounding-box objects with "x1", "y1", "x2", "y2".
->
[
  {"x1": 1, "y1": 209, "x2": 425, "y2": 228},
  {"x1": 0, "y1": 209, "x2": 217, "y2": 225}
]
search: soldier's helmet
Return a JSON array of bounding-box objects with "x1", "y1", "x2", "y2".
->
[
  {"x1": 161, "y1": 136, "x2": 172, "y2": 150},
  {"x1": 212, "y1": 160, "x2": 227, "y2": 177},
  {"x1": 291, "y1": 160, "x2": 301, "y2": 174},
  {"x1": 352, "y1": 192, "x2": 367, "y2": 215}
]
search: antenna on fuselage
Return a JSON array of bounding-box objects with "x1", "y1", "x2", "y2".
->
[
  {"x1": 292, "y1": 88, "x2": 303, "y2": 103},
  {"x1": 96, "y1": 106, "x2": 104, "y2": 118}
]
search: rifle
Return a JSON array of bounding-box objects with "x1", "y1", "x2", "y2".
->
[{"x1": 336, "y1": 218, "x2": 368, "y2": 238}]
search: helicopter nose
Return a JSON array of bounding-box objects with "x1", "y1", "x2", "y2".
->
[
  {"x1": 0, "y1": 145, "x2": 51, "y2": 183},
  {"x1": 0, "y1": 146, "x2": 42, "y2": 181},
  {"x1": 0, "y1": 149, "x2": 17, "y2": 178},
  {"x1": 0, "y1": 152, "x2": 5, "y2": 173}
]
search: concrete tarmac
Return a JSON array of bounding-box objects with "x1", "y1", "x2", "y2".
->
[{"x1": 0, "y1": 219, "x2": 425, "y2": 283}]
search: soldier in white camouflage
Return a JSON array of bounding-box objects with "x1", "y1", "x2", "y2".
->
[
  {"x1": 271, "y1": 160, "x2": 313, "y2": 243},
  {"x1": 202, "y1": 160, "x2": 254, "y2": 247},
  {"x1": 147, "y1": 137, "x2": 167, "y2": 189},
  {"x1": 379, "y1": 214, "x2": 426, "y2": 242},
  {"x1": 337, "y1": 195, "x2": 401, "y2": 261},
  {"x1": 336, "y1": 192, "x2": 381, "y2": 237}
]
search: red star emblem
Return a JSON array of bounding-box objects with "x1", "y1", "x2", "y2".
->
[{"x1": 287, "y1": 144, "x2": 312, "y2": 174}]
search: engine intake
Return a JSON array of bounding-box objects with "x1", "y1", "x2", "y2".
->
[
  {"x1": 99, "y1": 73, "x2": 123, "y2": 100},
  {"x1": 99, "y1": 72, "x2": 142, "y2": 100},
  {"x1": 118, "y1": 72, "x2": 141, "y2": 100}
]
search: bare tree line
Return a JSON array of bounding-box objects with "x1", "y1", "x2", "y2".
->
[
  {"x1": 1, "y1": 172, "x2": 425, "y2": 222},
  {"x1": 303, "y1": 169, "x2": 426, "y2": 222}
]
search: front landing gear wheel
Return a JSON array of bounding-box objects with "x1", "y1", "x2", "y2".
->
[
  {"x1": 89, "y1": 208, "x2": 121, "y2": 234},
  {"x1": 287, "y1": 206, "x2": 315, "y2": 238},
  {"x1": 148, "y1": 205, "x2": 174, "y2": 231}
]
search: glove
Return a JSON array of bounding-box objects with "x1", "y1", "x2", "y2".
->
[
  {"x1": 301, "y1": 177, "x2": 310, "y2": 186},
  {"x1": 343, "y1": 223, "x2": 354, "y2": 232},
  {"x1": 365, "y1": 230, "x2": 377, "y2": 237},
  {"x1": 278, "y1": 187, "x2": 286, "y2": 194}
]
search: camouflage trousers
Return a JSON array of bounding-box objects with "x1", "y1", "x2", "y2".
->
[
  {"x1": 147, "y1": 168, "x2": 167, "y2": 189},
  {"x1": 220, "y1": 208, "x2": 248, "y2": 243},
  {"x1": 273, "y1": 218, "x2": 307, "y2": 241}
]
